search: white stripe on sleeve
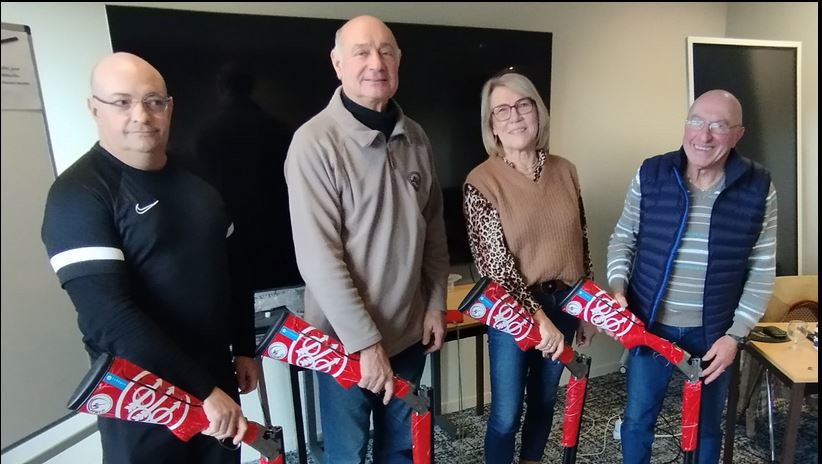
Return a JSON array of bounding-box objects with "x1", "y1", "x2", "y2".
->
[{"x1": 50, "y1": 247, "x2": 125, "y2": 273}]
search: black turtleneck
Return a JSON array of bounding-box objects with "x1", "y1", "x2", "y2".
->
[{"x1": 340, "y1": 91, "x2": 399, "y2": 140}]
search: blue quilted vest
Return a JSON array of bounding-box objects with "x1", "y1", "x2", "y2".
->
[{"x1": 626, "y1": 148, "x2": 771, "y2": 344}]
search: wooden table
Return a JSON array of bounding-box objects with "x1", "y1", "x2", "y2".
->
[
  {"x1": 431, "y1": 283, "x2": 488, "y2": 436},
  {"x1": 723, "y1": 322, "x2": 818, "y2": 463},
  {"x1": 431, "y1": 284, "x2": 486, "y2": 410}
]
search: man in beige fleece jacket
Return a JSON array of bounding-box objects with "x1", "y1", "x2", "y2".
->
[{"x1": 284, "y1": 15, "x2": 449, "y2": 463}]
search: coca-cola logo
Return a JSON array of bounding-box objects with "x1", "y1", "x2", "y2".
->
[
  {"x1": 489, "y1": 297, "x2": 529, "y2": 341},
  {"x1": 578, "y1": 291, "x2": 633, "y2": 338},
  {"x1": 267, "y1": 342, "x2": 287, "y2": 360},
  {"x1": 86, "y1": 394, "x2": 113, "y2": 415},
  {"x1": 115, "y1": 371, "x2": 190, "y2": 431},
  {"x1": 469, "y1": 303, "x2": 486, "y2": 319},
  {"x1": 286, "y1": 326, "x2": 348, "y2": 378},
  {"x1": 123, "y1": 379, "x2": 182, "y2": 425}
]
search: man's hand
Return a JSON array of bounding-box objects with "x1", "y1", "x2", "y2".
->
[
  {"x1": 202, "y1": 387, "x2": 247, "y2": 445},
  {"x1": 576, "y1": 320, "x2": 597, "y2": 347},
  {"x1": 700, "y1": 335, "x2": 739, "y2": 385},
  {"x1": 234, "y1": 355, "x2": 260, "y2": 394},
  {"x1": 598, "y1": 291, "x2": 630, "y2": 338},
  {"x1": 422, "y1": 308, "x2": 446, "y2": 354},
  {"x1": 358, "y1": 342, "x2": 394, "y2": 405},
  {"x1": 613, "y1": 291, "x2": 629, "y2": 309},
  {"x1": 533, "y1": 310, "x2": 565, "y2": 361}
]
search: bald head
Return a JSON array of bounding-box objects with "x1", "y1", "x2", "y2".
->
[
  {"x1": 330, "y1": 16, "x2": 400, "y2": 111},
  {"x1": 688, "y1": 89, "x2": 743, "y2": 126},
  {"x1": 88, "y1": 52, "x2": 173, "y2": 169},
  {"x1": 91, "y1": 52, "x2": 166, "y2": 96},
  {"x1": 682, "y1": 89, "x2": 745, "y2": 176},
  {"x1": 333, "y1": 16, "x2": 398, "y2": 56}
]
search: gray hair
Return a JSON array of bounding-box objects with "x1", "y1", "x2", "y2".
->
[
  {"x1": 331, "y1": 26, "x2": 342, "y2": 57},
  {"x1": 479, "y1": 72, "x2": 550, "y2": 157}
]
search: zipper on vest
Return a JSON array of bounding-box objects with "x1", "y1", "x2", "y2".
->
[
  {"x1": 701, "y1": 187, "x2": 725, "y2": 332},
  {"x1": 649, "y1": 167, "x2": 690, "y2": 325}
]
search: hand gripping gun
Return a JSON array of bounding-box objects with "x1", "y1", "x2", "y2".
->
[
  {"x1": 256, "y1": 307, "x2": 433, "y2": 464},
  {"x1": 68, "y1": 353, "x2": 284, "y2": 464},
  {"x1": 559, "y1": 279, "x2": 703, "y2": 464},
  {"x1": 457, "y1": 278, "x2": 592, "y2": 464}
]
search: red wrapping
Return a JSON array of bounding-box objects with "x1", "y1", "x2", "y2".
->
[
  {"x1": 76, "y1": 356, "x2": 207, "y2": 441},
  {"x1": 461, "y1": 280, "x2": 578, "y2": 364},
  {"x1": 259, "y1": 310, "x2": 431, "y2": 464},
  {"x1": 445, "y1": 309, "x2": 464, "y2": 324},
  {"x1": 259, "y1": 454, "x2": 285, "y2": 464},
  {"x1": 560, "y1": 375, "x2": 588, "y2": 447},
  {"x1": 393, "y1": 377, "x2": 413, "y2": 400},
  {"x1": 681, "y1": 380, "x2": 702, "y2": 452},
  {"x1": 260, "y1": 311, "x2": 362, "y2": 389},
  {"x1": 411, "y1": 411, "x2": 432, "y2": 464},
  {"x1": 260, "y1": 312, "x2": 419, "y2": 401},
  {"x1": 462, "y1": 279, "x2": 542, "y2": 350},
  {"x1": 73, "y1": 356, "x2": 283, "y2": 462},
  {"x1": 562, "y1": 279, "x2": 686, "y2": 366}
]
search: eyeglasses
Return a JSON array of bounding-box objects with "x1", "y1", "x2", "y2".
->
[
  {"x1": 491, "y1": 98, "x2": 535, "y2": 121},
  {"x1": 684, "y1": 118, "x2": 741, "y2": 135},
  {"x1": 92, "y1": 95, "x2": 173, "y2": 114}
]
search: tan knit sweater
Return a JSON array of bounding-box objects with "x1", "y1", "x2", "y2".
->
[{"x1": 465, "y1": 154, "x2": 585, "y2": 287}]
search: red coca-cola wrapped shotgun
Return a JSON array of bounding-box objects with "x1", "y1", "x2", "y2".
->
[
  {"x1": 256, "y1": 307, "x2": 433, "y2": 464},
  {"x1": 558, "y1": 278, "x2": 703, "y2": 464},
  {"x1": 68, "y1": 353, "x2": 284, "y2": 464},
  {"x1": 460, "y1": 277, "x2": 703, "y2": 464},
  {"x1": 457, "y1": 278, "x2": 591, "y2": 464}
]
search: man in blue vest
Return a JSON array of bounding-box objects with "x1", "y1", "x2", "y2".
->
[{"x1": 606, "y1": 89, "x2": 777, "y2": 464}]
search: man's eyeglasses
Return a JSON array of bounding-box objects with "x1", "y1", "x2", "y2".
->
[
  {"x1": 684, "y1": 118, "x2": 741, "y2": 135},
  {"x1": 491, "y1": 98, "x2": 535, "y2": 122},
  {"x1": 93, "y1": 95, "x2": 172, "y2": 114}
]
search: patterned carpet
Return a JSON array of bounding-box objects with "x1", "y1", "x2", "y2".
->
[{"x1": 277, "y1": 371, "x2": 817, "y2": 463}]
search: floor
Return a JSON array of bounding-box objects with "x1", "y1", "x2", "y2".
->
[{"x1": 273, "y1": 371, "x2": 818, "y2": 463}]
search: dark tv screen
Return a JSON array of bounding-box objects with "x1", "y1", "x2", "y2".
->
[{"x1": 107, "y1": 5, "x2": 552, "y2": 290}]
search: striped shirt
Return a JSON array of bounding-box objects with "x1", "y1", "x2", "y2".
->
[{"x1": 607, "y1": 169, "x2": 778, "y2": 337}]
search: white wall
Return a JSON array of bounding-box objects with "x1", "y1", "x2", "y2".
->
[
  {"x1": 0, "y1": 3, "x2": 110, "y2": 174},
  {"x1": 726, "y1": 2, "x2": 819, "y2": 275},
  {"x1": 2, "y1": 1, "x2": 816, "y2": 461}
]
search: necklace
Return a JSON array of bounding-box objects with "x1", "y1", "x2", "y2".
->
[
  {"x1": 517, "y1": 159, "x2": 539, "y2": 175},
  {"x1": 501, "y1": 151, "x2": 543, "y2": 181},
  {"x1": 503, "y1": 156, "x2": 538, "y2": 174}
]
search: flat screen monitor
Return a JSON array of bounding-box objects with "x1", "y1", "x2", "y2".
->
[{"x1": 107, "y1": 5, "x2": 552, "y2": 289}]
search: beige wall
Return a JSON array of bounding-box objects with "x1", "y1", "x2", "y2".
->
[{"x1": 726, "y1": 2, "x2": 818, "y2": 274}]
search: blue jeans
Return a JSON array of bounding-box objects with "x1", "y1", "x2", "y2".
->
[
  {"x1": 485, "y1": 287, "x2": 579, "y2": 463},
  {"x1": 621, "y1": 323, "x2": 732, "y2": 464},
  {"x1": 317, "y1": 342, "x2": 426, "y2": 464}
]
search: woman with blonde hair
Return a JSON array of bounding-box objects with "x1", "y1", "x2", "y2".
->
[{"x1": 464, "y1": 72, "x2": 596, "y2": 463}]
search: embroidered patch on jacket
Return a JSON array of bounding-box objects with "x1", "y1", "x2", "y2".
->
[{"x1": 408, "y1": 171, "x2": 421, "y2": 191}]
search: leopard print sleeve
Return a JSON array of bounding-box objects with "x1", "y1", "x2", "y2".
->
[
  {"x1": 463, "y1": 183, "x2": 543, "y2": 315},
  {"x1": 579, "y1": 193, "x2": 594, "y2": 280}
]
